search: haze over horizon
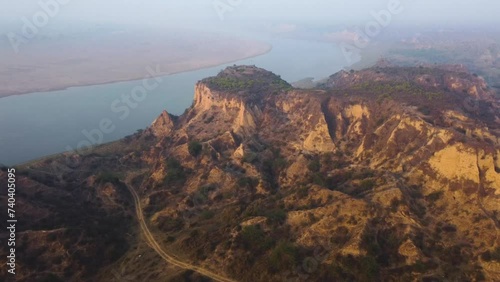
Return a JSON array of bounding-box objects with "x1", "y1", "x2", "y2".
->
[
  {"x1": 0, "y1": 0, "x2": 498, "y2": 37},
  {"x1": 1, "y1": 1, "x2": 500, "y2": 282}
]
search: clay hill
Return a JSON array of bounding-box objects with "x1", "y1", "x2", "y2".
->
[{"x1": 1, "y1": 65, "x2": 499, "y2": 281}]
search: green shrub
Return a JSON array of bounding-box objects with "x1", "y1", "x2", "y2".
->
[
  {"x1": 95, "y1": 172, "x2": 120, "y2": 184},
  {"x1": 360, "y1": 256, "x2": 380, "y2": 281},
  {"x1": 157, "y1": 217, "x2": 184, "y2": 232},
  {"x1": 352, "y1": 169, "x2": 375, "y2": 179},
  {"x1": 311, "y1": 173, "x2": 326, "y2": 186},
  {"x1": 203, "y1": 67, "x2": 293, "y2": 93},
  {"x1": 359, "y1": 179, "x2": 376, "y2": 191},
  {"x1": 269, "y1": 241, "x2": 298, "y2": 272},
  {"x1": 481, "y1": 247, "x2": 500, "y2": 262},
  {"x1": 442, "y1": 224, "x2": 457, "y2": 233},
  {"x1": 390, "y1": 197, "x2": 400, "y2": 212},
  {"x1": 242, "y1": 152, "x2": 258, "y2": 163},
  {"x1": 241, "y1": 225, "x2": 263, "y2": 246},
  {"x1": 308, "y1": 158, "x2": 321, "y2": 172},
  {"x1": 332, "y1": 254, "x2": 380, "y2": 282},
  {"x1": 417, "y1": 105, "x2": 432, "y2": 115},
  {"x1": 241, "y1": 225, "x2": 274, "y2": 252},
  {"x1": 200, "y1": 210, "x2": 215, "y2": 220},
  {"x1": 273, "y1": 157, "x2": 288, "y2": 170},
  {"x1": 491, "y1": 247, "x2": 500, "y2": 261},
  {"x1": 188, "y1": 141, "x2": 203, "y2": 157},
  {"x1": 376, "y1": 117, "x2": 386, "y2": 126},
  {"x1": 426, "y1": 190, "x2": 443, "y2": 202},
  {"x1": 164, "y1": 158, "x2": 186, "y2": 185},
  {"x1": 297, "y1": 186, "x2": 309, "y2": 198},
  {"x1": 237, "y1": 177, "x2": 259, "y2": 189},
  {"x1": 265, "y1": 208, "x2": 287, "y2": 224}
]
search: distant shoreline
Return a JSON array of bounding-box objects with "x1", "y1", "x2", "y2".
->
[
  {"x1": 0, "y1": 44, "x2": 272, "y2": 99},
  {"x1": 0, "y1": 31, "x2": 273, "y2": 99}
]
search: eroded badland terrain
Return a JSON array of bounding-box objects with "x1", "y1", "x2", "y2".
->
[{"x1": 1, "y1": 64, "x2": 499, "y2": 281}]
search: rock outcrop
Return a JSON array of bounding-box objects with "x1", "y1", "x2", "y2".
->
[
  {"x1": 3, "y1": 65, "x2": 499, "y2": 282},
  {"x1": 150, "y1": 110, "x2": 176, "y2": 137},
  {"x1": 139, "y1": 65, "x2": 499, "y2": 281}
]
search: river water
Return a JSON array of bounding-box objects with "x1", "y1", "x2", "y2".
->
[{"x1": 0, "y1": 38, "x2": 346, "y2": 165}]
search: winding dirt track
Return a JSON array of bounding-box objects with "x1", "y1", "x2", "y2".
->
[{"x1": 124, "y1": 179, "x2": 236, "y2": 282}]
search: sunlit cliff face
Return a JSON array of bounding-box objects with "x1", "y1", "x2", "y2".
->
[{"x1": 2, "y1": 65, "x2": 499, "y2": 281}]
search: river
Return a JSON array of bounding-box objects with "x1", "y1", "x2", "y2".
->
[{"x1": 0, "y1": 38, "x2": 346, "y2": 165}]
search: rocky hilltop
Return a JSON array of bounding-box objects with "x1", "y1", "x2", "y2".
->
[{"x1": 1, "y1": 65, "x2": 499, "y2": 281}]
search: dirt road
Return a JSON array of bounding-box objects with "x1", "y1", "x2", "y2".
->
[{"x1": 124, "y1": 178, "x2": 236, "y2": 282}]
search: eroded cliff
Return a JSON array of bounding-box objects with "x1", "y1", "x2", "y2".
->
[{"x1": 2, "y1": 65, "x2": 499, "y2": 282}]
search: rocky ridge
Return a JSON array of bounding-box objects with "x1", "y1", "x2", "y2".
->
[{"x1": 1, "y1": 65, "x2": 499, "y2": 281}]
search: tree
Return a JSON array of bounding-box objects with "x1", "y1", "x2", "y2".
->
[
  {"x1": 164, "y1": 158, "x2": 186, "y2": 185},
  {"x1": 188, "y1": 141, "x2": 203, "y2": 157},
  {"x1": 308, "y1": 158, "x2": 321, "y2": 173}
]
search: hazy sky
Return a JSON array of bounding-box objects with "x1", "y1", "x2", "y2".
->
[{"x1": 0, "y1": 0, "x2": 498, "y2": 35}]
